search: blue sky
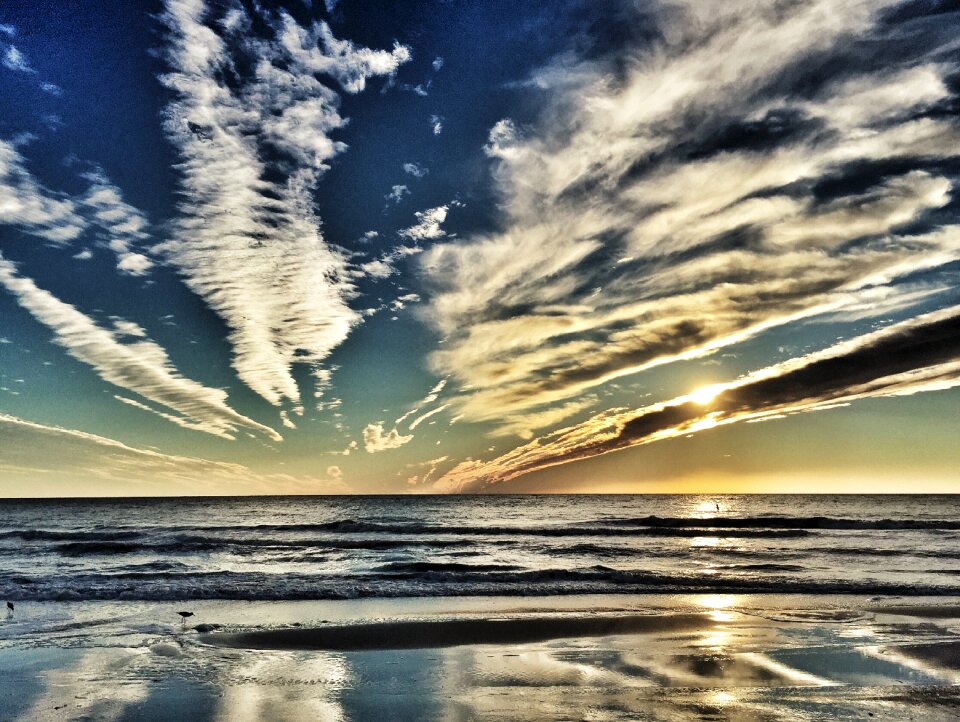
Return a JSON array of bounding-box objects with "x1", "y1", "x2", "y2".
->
[{"x1": 1, "y1": 0, "x2": 960, "y2": 496}]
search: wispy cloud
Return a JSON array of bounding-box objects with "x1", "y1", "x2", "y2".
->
[
  {"x1": 0, "y1": 412, "x2": 345, "y2": 495},
  {"x1": 395, "y1": 378, "x2": 446, "y2": 426},
  {"x1": 80, "y1": 170, "x2": 153, "y2": 275},
  {"x1": 408, "y1": 402, "x2": 449, "y2": 430},
  {"x1": 0, "y1": 254, "x2": 280, "y2": 442},
  {"x1": 400, "y1": 205, "x2": 448, "y2": 241},
  {"x1": 403, "y1": 162, "x2": 428, "y2": 178},
  {"x1": 385, "y1": 184, "x2": 410, "y2": 204},
  {"x1": 421, "y1": 0, "x2": 960, "y2": 433},
  {"x1": 0, "y1": 139, "x2": 153, "y2": 273},
  {"x1": 1, "y1": 31, "x2": 62, "y2": 94},
  {"x1": 434, "y1": 307, "x2": 960, "y2": 491},
  {"x1": 406, "y1": 454, "x2": 448, "y2": 487},
  {"x1": 358, "y1": 243, "x2": 423, "y2": 281},
  {"x1": 359, "y1": 258, "x2": 394, "y2": 279},
  {"x1": 0, "y1": 138, "x2": 86, "y2": 243},
  {"x1": 157, "y1": 0, "x2": 410, "y2": 408},
  {"x1": 2, "y1": 45, "x2": 32, "y2": 73},
  {"x1": 363, "y1": 421, "x2": 413, "y2": 453}
]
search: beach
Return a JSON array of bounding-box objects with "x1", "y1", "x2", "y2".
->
[
  {"x1": 3, "y1": 495, "x2": 960, "y2": 719},
  {"x1": 3, "y1": 594, "x2": 960, "y2": 720}
]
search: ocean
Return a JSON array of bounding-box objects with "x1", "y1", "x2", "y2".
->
[{"x1": 3, "y1": 494, "x2": 959, "y2": 601}]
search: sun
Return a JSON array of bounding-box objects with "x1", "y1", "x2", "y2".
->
[{"x1": 689, "y1": 384, "x2": 723, "y2": 405}]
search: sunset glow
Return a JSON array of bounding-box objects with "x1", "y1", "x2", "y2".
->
[{"x1": 1, "y1": 0, "x2": 959, "y2": 496}]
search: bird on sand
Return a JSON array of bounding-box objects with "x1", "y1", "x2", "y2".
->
[
  {"x1": 177, "y1": 611, "x2": 194, "y2": 628},
  {"x1": 5, "y1": 601, "x2": 13, "y2": 614}
]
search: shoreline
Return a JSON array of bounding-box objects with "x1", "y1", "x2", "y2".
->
[{"x1": 4, "y1": 593, "x2": 960, "y2": 720}]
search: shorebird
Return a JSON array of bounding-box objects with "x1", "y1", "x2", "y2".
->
[
  {"x1": 177, "y1": 611, "x2": 194, "y2": 628},
  {"x1": 5, "y1": 601, "x2": 12, "y2": 615}
]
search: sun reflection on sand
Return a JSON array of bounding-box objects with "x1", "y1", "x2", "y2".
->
[
  {"x1": 694, "y1": 594, "x2": 741, "y2": 623},
  {"x1": 214, "y1": 652, "x2": 351, "y2": 722},
  {"x1": 697, "y1": 594, "x2": 739, "y2": 610}
]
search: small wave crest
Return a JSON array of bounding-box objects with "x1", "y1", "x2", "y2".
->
[{"x1": 593, "y1": 516, "x2": 960, "y2": 531}]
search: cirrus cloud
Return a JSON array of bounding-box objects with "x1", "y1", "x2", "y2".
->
[
  {"x1": 158, "y1": 0, "x2": 410, "y2": 408},
  {"x1": 420, "y1": 0, "x2": 960, "y2": 437}
]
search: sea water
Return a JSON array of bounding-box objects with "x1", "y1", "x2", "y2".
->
[{"x1": 2, "y1": 494, "x2": 959, "y2": 601}]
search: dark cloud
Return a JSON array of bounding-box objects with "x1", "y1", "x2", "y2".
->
[{"x1": 437, "y1": 307, "x2": 960, "y2": 490}]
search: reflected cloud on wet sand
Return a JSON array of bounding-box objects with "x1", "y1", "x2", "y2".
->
[{"x1": 5, "y1": 597, "x2": 960, "y2": 721}]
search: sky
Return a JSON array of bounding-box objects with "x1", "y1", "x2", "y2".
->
[{"x1": 1, "y1": 0, "x2": 960, "y2": 496}]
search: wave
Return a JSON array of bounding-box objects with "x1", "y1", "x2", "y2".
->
[
  {"x1": 23, "y1": 515, "x2": 953, "y2": 546},
  {"x1": 0, "y1": 529, "x2": 142, "y2": 541},
  {"x1": 373, "y1": 561, "x2": 524, "y2": 574},
  {"x1": 3, "y1": 566, "x2": 959, "y2": 601},
  {"x1": 593, "y1": 516, "x2": 960, "y2": 530},
  {"x1": 49, "y1": 536, "x2": 474, "y2": 557},
  {"x1": 55, "y1": 542, "x2": 144, "y2": 555},
  {"x1": 810, "y1": 546, "x2": 960, "y2": 560},
  {"x1": 169, "y1": 520, "x2": 811, "y2": 539}
]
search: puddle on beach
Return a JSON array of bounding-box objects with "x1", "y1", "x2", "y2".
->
[{"x1": 2, "y1": 596, "x2": 960, "y2": 721}]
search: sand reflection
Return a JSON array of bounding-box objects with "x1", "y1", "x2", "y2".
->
[
  {"x1": 6, "y1": 597, "x2": 960, "y2": 721},
  {"x1": 214, "y1": 652, "x2": 351, "y2": 722}
]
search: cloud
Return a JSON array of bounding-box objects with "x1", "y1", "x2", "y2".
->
[
  {"x1": 0, "y1": 412, "x2": 346, "y2": 495},
  {"x1": 0, "y1": 254, "x2": 281, "y2": 442},
  {"x1": 389, "y1": 291, "x2": 421, "y2": 311},
  {"x1": 401, "y1": 81, "x2": 430, "y2": 96},
  {"x1": 2, "y1": 45, "x2": 32, "y2": 73},
  {"x1": 490, "y1": 395, "x2": 599, "y2": 440},
  {"x1": 420, "y1": 0, "x2": 960, "y2": 432},
  {"x1": 395, "y1": 378, "x2": 446, "y2": 426},
  {"x1": 0, "y1": 140, "x2": 153, "y2": 272},
  {"x1": 80, "y1": 170, "x2": 153, "y2": 275},
  {"x1": 363, "y1": 421, "x2": 413, "y2": 452},
  {"x1": 433, "y1": 307, "x2": 960, "y2": 491},
  {"x1": 400, "y1": 205, "x2": 448, "y2": 241},
  {"x1": 360, "y1": 259, "x2": 394, "y2": 279},
  {"x1": 385, "y1": 184, "x2": 410, "y2": 204},
  {"x1": 111, "y1": 319, "x2": 147, "y2": 337},
  {"x1": 403, "y1": 162, "x2": 428, "y2": 178},
  {"x1": 330, "y1": 439, "x2": 357, "y2": 456},
  {"x1": 408, "y1": 403, "x2": 449, "y2": 430},
  {"x1": 359, "y1": 244, "x2": 423, "y2": 281},
  {"x1": 157, "y1": 0, "x2": 410, "y2": 408},
  {"x1": 1, "y1": 35, "x2": 62, "y2": 94},
  {"x1": 406, "y1": 454, "x2": 448, "y2": 487},
  {"x1": 0, "y1": 139, "x2": 86, "y2": 243}
]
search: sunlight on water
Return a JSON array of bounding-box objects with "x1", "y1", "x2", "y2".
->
[
  {"x1": 1, "y1": 496, "x2": 960, "y2": 601},
  {"x1": 707, "y1": 690, "x2": 738, "y2": 706}
]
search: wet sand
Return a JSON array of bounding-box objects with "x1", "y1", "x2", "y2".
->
[
  {"x1": 3, "y1": 594, "x2": 960, "y2": 721},
  {"x1": 204, "y1": 611, "x2": 711, "y2": 651}
]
